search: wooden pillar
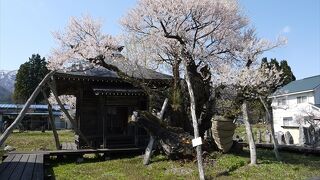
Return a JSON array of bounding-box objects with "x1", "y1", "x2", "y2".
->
[
  {"x1": 99, "y1": 96, "x2": 106, "y2": 148},
  {"x1": 42, "y1": 90, "x2": 61, "y2": 150},
  {"x1": 242, "y1": 100, "x2": 257, "y2": 165},
  {"x1": 143, "y1": 98, "x2": 168, "y2": 165},
  {"x1": 259, "y1": 96, "x2": 281, "y2": 161}
]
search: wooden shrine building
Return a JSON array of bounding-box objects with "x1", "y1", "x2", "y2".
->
[{"x1": 53, "y1": 65, "x2": 171, "y2": 149}]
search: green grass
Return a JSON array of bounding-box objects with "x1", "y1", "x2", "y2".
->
[
  {"x1": 235, "y1": 124, "x2": 268, "y2": 143},
  {"x1": 50, "y1": 149, "x2": 320, "y2": 180},
  {"x1": 1, "y1": 129, "x2": 320, "y2": 179},
  {"x1": 4, "y1": 130, "x2": 75, "y2": 151},
  {"x1": 0, "y1": 130, "x2": 74, "y2": 162}
]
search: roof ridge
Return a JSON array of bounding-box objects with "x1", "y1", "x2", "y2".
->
[
  {"x1": 273, "y1": 74, "x2": 320, "y2": 96},
  {"x1": 300, "y1": 74, "x2": 320, "y2": 80}
]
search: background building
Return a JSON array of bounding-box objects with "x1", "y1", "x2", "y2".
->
[{"x1": 271, "y1": 75, "x2": 320, "y2": 144}]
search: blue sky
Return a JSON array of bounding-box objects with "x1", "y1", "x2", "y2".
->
[{"x1": 0, "y1": 0, "x2": 319, "y2": 79}]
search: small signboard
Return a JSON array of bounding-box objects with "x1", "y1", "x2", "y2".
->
[{"x1": 192, "y1": 137, "x2": 203, "y2": 147}]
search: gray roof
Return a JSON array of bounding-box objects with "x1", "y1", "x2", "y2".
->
[
  {"x1": 56, "y1": 66, "x2": 118, "y2": 79},
  {"x1": 56, "y1": 57, "x2": 172, "y2": 80},
  {"x1": 0, "y1": 104, "x2": 66, "y2": 111},
  {"x1": 276, "y1": 75, "x2": 320, "y2": 95},
  {"x1": 3, "y1": 112, "x2": 62, "y2": 116}
]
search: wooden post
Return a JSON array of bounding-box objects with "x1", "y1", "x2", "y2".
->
[
  {"x1": 47, "y1": 79, "x2": 91, "y2": 148},
  {"x1": 242, "y1": 100, "x2": 257, "y2": 165},
  {"x1": 259, "y1": 96, "x2": 281, "y2": 161},
  {"x1": 158, "y1": 98, "x2": 168, "y2": 120},
  {"x1": 42, "y1": 90, "x2": 61, "y2": 150},
  {"x1": 99, "y1": 96, "x2": 106, "y2": 148},
  {"x1": 183, "y1": 60, "x2": 205, "y2": 180},
  {"x1": 143, "y1": 135, "x2": 155, "y2": 165},
  {"x1": 143, "y1": 98, "x2": 168, "y2": 165},
  {"x1": 0, "y1": 71, "x2": 56, "y2": 146}
]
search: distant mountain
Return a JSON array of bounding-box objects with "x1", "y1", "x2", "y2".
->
[{"x1": 0, "y1": 70, "x2": 17, "y2": 103}]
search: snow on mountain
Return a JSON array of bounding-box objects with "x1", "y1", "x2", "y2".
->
[{"x1": 0, "y1": 70, "x2": 17, "y2": 92}]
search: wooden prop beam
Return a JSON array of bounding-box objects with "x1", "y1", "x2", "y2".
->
[
  {"x1": 47, "y1": 78, "x2": 91, "y2": 148},
  {"x1": 42, "y1": 89, "x2": 61, "y2": 150},
  {"x1": 259, "y1": 96, "x2": 281, "y2": 161},
  {"x1": 0, "y1": 71, "x2": 56, "y2": 146},
  {"x1": 143, "y1": 98, "x2": 168, "y2": 165}
]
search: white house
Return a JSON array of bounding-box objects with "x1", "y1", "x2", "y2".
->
[{"x1": 271, "y1": 75, "x2": 320, "y2": 144}]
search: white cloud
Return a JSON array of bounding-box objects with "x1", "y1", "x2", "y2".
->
[{"x1": 282, "y1": 26, "x2": 291, "y2": 33}]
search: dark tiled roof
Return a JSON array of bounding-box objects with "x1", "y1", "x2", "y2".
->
[
  {"x1": 57, "y1": 66, "x2": 118, "y2": 79},
  {"x1": 275, "y1": 75, "x2": 320, "y2": 95},
  {"x1": 93, "y1": 88, "x2": 146, "y2": 96},
  {"x1": 56, "y1": 56, "x2": 172, "y2": 80}
]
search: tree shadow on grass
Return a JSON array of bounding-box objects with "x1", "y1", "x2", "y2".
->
[
  {"x1": 207, "y1": 148, "x2": 320, "y2": 179},
  {"x1": 230, "y1": 148, "x2": 320, "y2": 170},
  {"x1": 214, "y1": 161, "x2": 247, "y2": 178}
]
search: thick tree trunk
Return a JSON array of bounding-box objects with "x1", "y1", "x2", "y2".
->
[
  {"x1": 131, "y1": 111, "x2": 194, "y2": 158},
  {"x1": 186, "y1": 62, "x2": 212, "y2": 137},
  {"x1": 242, "y1": 100, "x2": 257, "y2": 165},
  {"x1": 183, "y1": 60, "x2": 205, "y2": 180},
  {"x1": 0, "y1": 71, "x2": 56, "y2": 146},
  {"x1": 172, "y1": 60, "x2": 181, "y2": 92},
  {"x1": 259, "y1": 96, "x2": 281, "y2": 161}
]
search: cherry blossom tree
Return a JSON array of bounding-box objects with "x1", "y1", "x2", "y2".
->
[
  {"x1": 216, "y1": 56, "x2": 284, "y2": 164},
  {"x1": 48, "y1": 15, "x2": 121, "y2": 71},
  {"x1": 121, "y1": 0, "x2": 286, "y2": 169},
  {"x1": 121, "y1": 0, "x2": 255, "y2": 177},
  {"x1": 48, "y1": 93, "x2": 76, "y2": 120}
]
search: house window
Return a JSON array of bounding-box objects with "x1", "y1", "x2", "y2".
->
[
  {"x1": 277, "y1": 98, "x2": 286, "y2": 106},
  {"x1": 283, "y1": 117, "x2": 293, "y2": 126},
  {"x1": 297, "y1": 96, "x2": 307, "y2": 104}
]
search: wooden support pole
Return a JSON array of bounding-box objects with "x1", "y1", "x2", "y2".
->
[
  {"x1": 183, "y1": 60, "x2": 205, "y2": 180},
  {"x1": 259, "y1": 96, "x2": 281, "y2": 161},
  {"x1": 47, "y1": 78, "x2": 91, "y2": 148},
  {"x1": 143, "y1": 98, "x2": 168, "y2": 165},
  {"x1": 143, "y1": 135, "x2": 155, "y2": 165},
  {"x1": 0, "y1": 71, "x2": 56, "y2": 146},
  {"x1": 42, "y1": 89, "x2": 61, "y2": 150},
  {"x1": 158, "y1": 98, "x2": 169, "y2": 120},
  {"x1": 242, "y1": 100, "x2": 257, "y2": 165}
]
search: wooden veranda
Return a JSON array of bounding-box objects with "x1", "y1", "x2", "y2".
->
[{"x1": 0, "y1": 147, "x2": 145, "y2": 180}]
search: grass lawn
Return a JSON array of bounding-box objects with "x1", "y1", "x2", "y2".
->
[
  {"x1": 235, "y1": 124, "x2": 268, "y2": 142},
  {"x1": 4, "y1": 130, "x2": 75, "y2": 151},
  {"x1": 1, "y1": 128, "x2": 320, "y2": 179},
  {"x1": 49, "y1": 149, "x2": 320, "y2": 180}
]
